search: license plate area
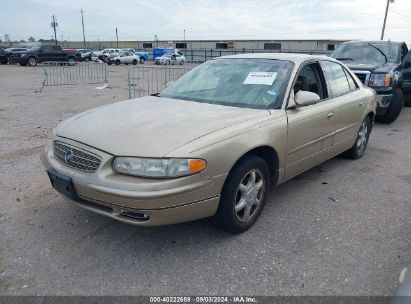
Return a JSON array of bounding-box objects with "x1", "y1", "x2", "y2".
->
[{"x1": 47, "y1": 170, "x2": 78, "y2": 200}]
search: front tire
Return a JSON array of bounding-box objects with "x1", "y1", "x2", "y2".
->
[
  {"x1": 132, "y1": 59, "x2": 138, "y2": 65},
  {"x1": 115, "y1": 59, "x2": 121, "y2": 65},
  {"x1": 212, "y1": 156, "x2": 270, "y2": 233},
  {"x1": 344, "y1": 116, "x2": 371, "y2": 159},
  {"x1": 139, "y1": 57, "x2": 145, "y2": 64},
  {"x1": 27, "y1": 57, "x2": 37, "y2": 67},
  {"x1": 376, "y1": 89, "x2": 404, "y2": 124}
]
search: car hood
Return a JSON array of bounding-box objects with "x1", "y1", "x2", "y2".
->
[
  {"x1": 345, "y1": 62, "x2": 398, "y2": 73},
  {"x1": 55, "y1": 96, "x2": 270, "y2": 157}
]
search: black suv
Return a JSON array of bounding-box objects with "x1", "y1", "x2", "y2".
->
[
  {"x1": 0, "y1": 48, "x2": 8, "y2": 64},
  {"x1": 331, "y1": 41, "x2": 411, "y2": 123},
  {"x1": 9, "y1": 45, "x2": 77, "y2": 67}
]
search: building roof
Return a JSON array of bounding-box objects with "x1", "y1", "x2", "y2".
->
[{"x1": 218, "y1": 52, "x2": 333, "y2": 63}]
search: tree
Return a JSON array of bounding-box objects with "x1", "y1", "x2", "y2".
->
[{"x1": 28, "y1": 36, "x2": 36, "y2": 42}]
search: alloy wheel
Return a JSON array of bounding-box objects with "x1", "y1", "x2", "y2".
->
[
  {"x1": 356, "y1": 121, "x2": 368, "y2": 153},
  {"x1": 234, "y1": 169, "x2": 265, "y2": 223}
]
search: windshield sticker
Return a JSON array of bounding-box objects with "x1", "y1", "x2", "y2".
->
[
  {"x1": 243, "y1": 72, "x2": 278, "y2": 85},
  {"x1": 266, "y1": 90, "x2": 277, "y2": 96}
]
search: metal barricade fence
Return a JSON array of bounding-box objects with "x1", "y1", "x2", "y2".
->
[
  {"x1": 40, "y1": 61, "x2": 108, "y2": 92},
  {"x1": 128, "y1": 66, "x2": 192, "y2": 99}
]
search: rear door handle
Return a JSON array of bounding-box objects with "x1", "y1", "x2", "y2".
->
[{"x1": 327, "y1": 112, "x2": 335, "y2": 119}]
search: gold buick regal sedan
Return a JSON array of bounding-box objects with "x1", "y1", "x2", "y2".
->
[{"x1": 42, "y1": 53, "x2": 376, "y2": 233}]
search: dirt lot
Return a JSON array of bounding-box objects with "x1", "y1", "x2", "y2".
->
[{"x1": 0, "y1": 63, "x2": 410, "y2": 296}]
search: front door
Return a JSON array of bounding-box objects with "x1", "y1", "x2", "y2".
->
[{"x1": 285, "y1": 62, "x2": 338, "y2": 180}]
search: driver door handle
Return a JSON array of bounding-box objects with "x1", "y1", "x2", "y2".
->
[
  {"x1": 359, "y1": 101, "x2": 365, "y2": 107},
  {"x1": 327, "y1": 112, "x2": 335, "y2": 120}
]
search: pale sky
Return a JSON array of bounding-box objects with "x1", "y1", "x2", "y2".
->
[{"x1": 1, "y1": 0, "x2": 411, "y2": 44}]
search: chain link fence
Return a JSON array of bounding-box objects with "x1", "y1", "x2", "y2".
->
[
  {"x1": 40, "y1": 62, "x2": 108, "y2": 92},
  {"x1": 128, "y1": 66, "x2": 192, "y2": 98}
]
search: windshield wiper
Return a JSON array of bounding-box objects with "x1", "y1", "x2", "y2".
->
[
  {"x1": 336, "y1": 57, "x2": 354, "y2": 61},
  {"x1": 368, "y1": 43, "x2": 387, "y2": 64}
]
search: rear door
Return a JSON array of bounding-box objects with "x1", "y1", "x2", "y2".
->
[
  {"x1": 51, "y1": 45, "x2": 65, "y2": 61},
  {"x1": 285, "y1": 61, "x2": 339, "y2": 180},
  {"x1": 402, "y1": 50, "x2": 411, "y2": 95},
  {"x1": 38, "y1": 45, "x2": 53, "y2": 62},
  {"x1": 320, "y1": 60, "x2": 366, "y2": 149}
]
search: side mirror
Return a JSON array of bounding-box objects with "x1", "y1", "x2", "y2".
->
[{"x1": 294, "y1": 90, "x2": 320, "y2": 107}]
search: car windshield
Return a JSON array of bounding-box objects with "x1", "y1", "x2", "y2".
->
[
  {"x1": 331, "y1": 42, "x2": 399, "y2": 64},
  {"x1": 29, "y1": 46, "x2": 40, "y2": 51},
  {"x1": 160, "y1": 58, "x2": 293, "y2": 109}
]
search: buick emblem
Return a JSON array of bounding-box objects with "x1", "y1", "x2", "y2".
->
[{"x1": 64, "y1": 149, "x2": 74, "y2": 164}]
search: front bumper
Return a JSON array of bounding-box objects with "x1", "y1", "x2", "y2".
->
[
  {"x1": 41, "y1": 138, "x2": 224, "y2": 226},
  {"x1": 375, "y1": 94, "x2": 393, "y2": 116}
]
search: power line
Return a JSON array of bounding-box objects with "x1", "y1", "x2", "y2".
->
[{"x1": 389, "y1": 8, "x2": 411, "y2": 20}]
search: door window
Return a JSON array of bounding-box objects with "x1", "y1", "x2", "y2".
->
[
  {"x1": 294, "y1": 63, "x2": 327, "y2": 99},
  {"x1": 321, "y1": 61, "x2": 351, "y2": 97}
]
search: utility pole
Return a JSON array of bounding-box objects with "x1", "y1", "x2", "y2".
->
[
  {"x1": 51, "y1": 15, "x2": 58, "y2": 45},
  {"x1": 116, "y1": 28, "x2": 118, "y2": 48},
  {"x1": 81, "y1": 8, "x2": 86, "y2": 48},
  {"x1": 381, "y1": 0, "x2": 394, "y2": 40}
]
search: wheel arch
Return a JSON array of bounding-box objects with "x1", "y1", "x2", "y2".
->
[
  {"x1": 367, "y1": 111, "x2": 375, "y2": 127},
  {"x1": 227, "y1": 145, "x2": 279, "y2": 189}
]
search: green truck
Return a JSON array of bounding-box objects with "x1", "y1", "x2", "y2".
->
[{"x1": 331, "y1": 40, "x2": 411, "y2": 123}]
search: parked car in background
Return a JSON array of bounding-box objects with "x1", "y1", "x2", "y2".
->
[
  {"x1": 108, "y1": 51, "x2": 140, "y2": 65},
  {"x1": 134, "y1": 49, "x2": 149, "y2": 63},
  {"x1": 331, "y1": 40, "x2": 411, "y2": 123},
  {"x1": 75, "y1": 49, "x2": 95, "y2": 62},
  {"x1": 9, "y1": 45, "x2": 78, "y2": 66},
  {"x1": 42, "y1": 53, "x2": 376, "y2": 233},
  {"x1": 0, "y1": 48, "x2": 8, "y2": 64},
  {"x1": 5, "y1": 48, "x2": 29, "y2": 64},
  {"x1": 102, "y1": 48, "x2": 122, "y2": 61},
  {"x1": 154, "y1": 54, "x2": 186, "y2": 65},
  {"x1": 153, "y1": 47, "x2": 183, "y2": 59}
]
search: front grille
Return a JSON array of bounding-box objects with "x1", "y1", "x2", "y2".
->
[
  {"x1": 53, "y1": 141, "x2": 101, "y2": 173},
  {"x1": 354, "y1": 72, "x2": 370, "y2": 85}
]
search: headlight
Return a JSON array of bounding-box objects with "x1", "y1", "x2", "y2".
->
[
  {"x1": 369, "y1": 74, "x2": 391, "y2": 87},
  {"x1": 113, "y1": 157, "x2": 207, "y2": 178}
]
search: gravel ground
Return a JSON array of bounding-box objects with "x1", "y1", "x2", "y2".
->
[{"x1": 0, "y1": 63, "x2": 410, "y2": 296}]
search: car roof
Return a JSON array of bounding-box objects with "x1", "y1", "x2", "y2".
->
[
  {"x1": 343, "y1": 40, "x2": 402, "y2": 45},
  {"x1": 217, "y1": 52, "x2": 336, "y2": 64}
]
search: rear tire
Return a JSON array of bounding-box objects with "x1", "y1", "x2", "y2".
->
[
  {"x1": 212, "y1": 156, "x2": 270, "y2": 233},
  {"x1": 344, "y1": 116, "x2": 371, "y2": 159},
  {"x1": 67, "y1": 57, "x2": 76, "y2": 66},
  {"x1": 132, "y1": 59, "x2": 137, "y2": 65},
  {"x1": 376, "y1": 89, "x2": 404, "y2": 124},
  {"x1": 139, "y1": 57, "x2": 145, "y2": 64}
]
